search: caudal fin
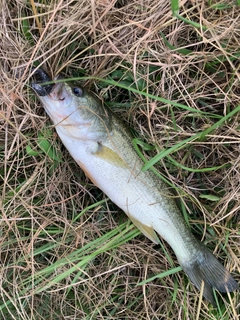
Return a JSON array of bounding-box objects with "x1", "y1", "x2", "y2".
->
[{"x1": 180, "y1": 244, "x2": 238, "y2": 305}]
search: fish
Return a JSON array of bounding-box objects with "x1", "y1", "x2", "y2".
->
[{"x1": 31, "y1": 68, "x2": 238, "y2": 305}]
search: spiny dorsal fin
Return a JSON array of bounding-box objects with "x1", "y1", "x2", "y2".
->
[
  {"x1": 94, "y1": 143, "x2": 127, "y2": 168},
  {"x1": 129, "y1": 216, "x2": 159, "y2": 244}
]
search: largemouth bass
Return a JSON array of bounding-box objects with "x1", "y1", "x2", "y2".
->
[{"x1": 31, "y1": 69, "x2": 238, "y2": 304}]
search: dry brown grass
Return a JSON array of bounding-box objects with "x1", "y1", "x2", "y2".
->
[{"x1": 0, "y1": 0, "x2": 239, "y2": 319}]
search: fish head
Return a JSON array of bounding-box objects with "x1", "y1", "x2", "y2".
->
[{"x1": 31, "y1": 69, "x2": 111, "y2": 141}]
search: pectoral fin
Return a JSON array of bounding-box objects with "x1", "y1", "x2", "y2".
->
[
  {"x1": 94, "y1": 144, "x2": 127, "y2": 168},
  {"x1": 129, "y1": 216, "x2": 159, "y2": 244}
]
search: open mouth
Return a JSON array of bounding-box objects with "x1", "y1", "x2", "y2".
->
[{"x1": 30, "y1": 68, "x2": 55, "y2": 96}]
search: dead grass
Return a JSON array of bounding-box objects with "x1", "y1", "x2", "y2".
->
[{"x1": 0, "y1": 0, "x2": 239, "y2": 319}]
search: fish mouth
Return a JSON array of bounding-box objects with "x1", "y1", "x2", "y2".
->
[{"x1": 30, "y1": 68, "x2": 55, "y2": 96}]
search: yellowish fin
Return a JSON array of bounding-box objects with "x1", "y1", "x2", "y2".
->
[
  {"x1": 94, "y1": 144, "x2": 127, "y2": 168},
  {"x1": 129, "y1": 216, "x2": 159, "y2": 244}
]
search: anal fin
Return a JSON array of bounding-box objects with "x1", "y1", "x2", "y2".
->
[{"x1": 129, "y1": 216, "x2": 159, "y2": 244}]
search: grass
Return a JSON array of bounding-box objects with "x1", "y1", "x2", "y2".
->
[{"x1": 0, "y1": 0, "x2": 239, "y2": 319}]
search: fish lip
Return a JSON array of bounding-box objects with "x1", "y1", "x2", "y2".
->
[
  {"x1": 30, "y1": 68, "x2": 55, "y2": 96},
  {"x1": 47, "y1": 82, "x2": 66, "y2": 101}
]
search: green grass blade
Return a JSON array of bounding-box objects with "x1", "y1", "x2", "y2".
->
[{"x1": 138, "y1": 266, "x2": 182, "y2": 285}]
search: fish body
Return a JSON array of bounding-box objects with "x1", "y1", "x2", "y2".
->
[{"x1": 31, "y1": 70, "x2": 238, "y2": 304}]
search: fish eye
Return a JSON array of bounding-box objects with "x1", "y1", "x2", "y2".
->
[{"x1": 72, "y1": 87, "x2": 84, "y2": 97}]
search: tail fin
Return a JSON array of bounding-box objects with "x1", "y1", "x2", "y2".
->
[{"x1": 180, "y1": 244, "x2": 238, "y2": 305}]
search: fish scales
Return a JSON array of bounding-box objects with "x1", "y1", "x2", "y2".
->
[{"x1": 31, "y1": 69, "x2": 238, "y2": 305}]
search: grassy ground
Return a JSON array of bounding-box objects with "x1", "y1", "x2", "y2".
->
[{"x1": 0, "y1": 0, "x2": 239, "y2": 319}]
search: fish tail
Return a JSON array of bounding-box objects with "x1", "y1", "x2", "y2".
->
[{"x1": 179, "y1": 243, "x2": 238, "y2": 305}]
